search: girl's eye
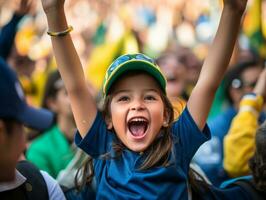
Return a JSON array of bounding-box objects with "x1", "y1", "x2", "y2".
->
[
  {"x1": 145, "y1": 95, "x2": 156, "y2": 101},
  {"x1": 118, "y1": 96, "x2": 129, "y2": 102}
]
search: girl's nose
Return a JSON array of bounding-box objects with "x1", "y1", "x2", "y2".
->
[{"x1": 130, "y1": 100, "x2": 145, "y2": 111}]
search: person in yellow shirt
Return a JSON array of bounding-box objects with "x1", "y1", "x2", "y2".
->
[{"x1": 224, "y1": 67, "x2": 266, "y2": 177}]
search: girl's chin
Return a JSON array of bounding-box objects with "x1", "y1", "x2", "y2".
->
[
  {"x1": 126, "y1": 141, "x2": 149, "y2": 153},
  {"x1": 129, "y1": 146, "x2": 147, "y2": 153}
]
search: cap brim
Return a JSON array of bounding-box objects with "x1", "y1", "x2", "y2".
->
[
  {"x1": 104, "y1": 60, "x2": 166, "y2": 95},
  {"x1": 18, "y1": 105, "x2": 54, "y2": 131}
]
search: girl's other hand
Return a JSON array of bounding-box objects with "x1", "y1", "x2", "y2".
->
[{"x1": 223, "y1": 0, "x2": 248, "y2": 13}]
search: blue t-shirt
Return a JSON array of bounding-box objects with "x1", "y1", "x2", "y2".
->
[{"x1": 75, "y1": 107, "x2": 210, "y2": 200}]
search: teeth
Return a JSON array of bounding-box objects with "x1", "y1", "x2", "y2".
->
[{"x1": 131, "y1": 118, "x2": 146, "y2": 122}]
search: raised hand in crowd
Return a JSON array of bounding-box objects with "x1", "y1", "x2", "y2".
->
[{"x1": 14, "y1": 0, "x2": 37, "y2": 16}]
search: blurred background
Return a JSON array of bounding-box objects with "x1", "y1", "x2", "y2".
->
[
  {"x1": 0, "y1": 0, "x2": 265, "y2": 108},
  {"x1": 1, "y1": 0, "x2": 266, "y2": 189}
]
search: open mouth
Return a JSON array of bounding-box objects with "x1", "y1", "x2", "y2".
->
[{"x1": 128, "y1": 117, "x2": 148, "y2": 138}]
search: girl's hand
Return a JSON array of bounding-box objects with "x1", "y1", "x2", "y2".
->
[
  {"x1": 223, "y1": 0, "x2": 248, "y2": 13},
  {"x1": 40, "y1": 0, "x2": 65, "y2": 15}
]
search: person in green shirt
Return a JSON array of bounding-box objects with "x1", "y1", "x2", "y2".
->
[{"x1": 26, "y1": 70, "x2": 76, "y2": 178}]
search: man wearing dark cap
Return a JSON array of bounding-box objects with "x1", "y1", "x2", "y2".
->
[{"x1": 0, "y1": 58, "x2": 65, "y2": 199}]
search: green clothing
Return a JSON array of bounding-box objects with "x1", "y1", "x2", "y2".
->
[
  {"x1": 26, "y1": 125, "x2": 74, "y2": 178},
  {"x1": 208, "y1": 81, "x2": 227, "y2": 120}
]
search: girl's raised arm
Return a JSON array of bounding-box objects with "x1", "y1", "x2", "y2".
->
[
  {"x1": 41, "y1": 0, "x2": 97, "y2": 137},
  {"x1": 187, "y1": 0, "x2": 248, "y2": 130}
]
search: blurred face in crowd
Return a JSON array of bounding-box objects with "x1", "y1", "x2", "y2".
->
[
  {"x1": 42, "y1": 73, "x2": 75, "y2": 140},
  {"x1": 42, "y1": 73, "x2": 72, "y2": 119},
  {"x1": 240, "y1": 65, "x2": 262, "y2": 94},
  {"x1": 177, "y1": 47, "x2": 202, "y2": 86},
  {"x1": 7, "y1": 47, "x2": 35, "y2": 78},
  {"x1": 158, "y1": 54, "x2": 187, "y2": 99},
  {"x1": 0, "y1": 119, "x2": 26, "y2": 182},
  {"x1": 230, "y1": 65, "x2": 263, "y2": 107},
  {"x1": 47, "y1": 87, "x2": 73, "y2": 121}
]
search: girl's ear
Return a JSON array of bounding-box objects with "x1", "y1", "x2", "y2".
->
[
  {"x1": 163, "y1": 121, "x2": 168, "y2": 128},
  {"x1": 105, "y1": 117, "x2": 113, "y2": 130},
  {"x1": 107, "y1": 122, "x2": 113, "y2": 130},
  {"x1": 163, "y1": 112, "x2": 170, "y2": 128}
]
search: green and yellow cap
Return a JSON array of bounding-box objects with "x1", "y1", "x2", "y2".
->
[{"x1": 103, "y1": 53, "x2": 166, "y2": 97}]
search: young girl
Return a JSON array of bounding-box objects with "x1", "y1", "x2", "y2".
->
[{"x1": 41, "y1": 0, "x2": 247, "y2": 199}]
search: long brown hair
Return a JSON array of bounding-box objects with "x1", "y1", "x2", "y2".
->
[{"x1": 74, "y1": 156, "x2": 94, "y2": 191}]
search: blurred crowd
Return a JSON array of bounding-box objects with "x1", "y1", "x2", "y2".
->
[
  {"x1": 0, "y1": 0, "x2": 266, "y2": 199},
  {"x1": 0, "y1": 0, "x2": 265, "y2": 105}
]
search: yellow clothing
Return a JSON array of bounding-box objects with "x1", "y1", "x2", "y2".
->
[
  {"x1": 171, "y1": 97, "x2": 186, "y2": 120},
  {"x1": 223, "y1": 94, "x2": 264, "y2": 177},
  {"x1": 19, "y1": 59, "x2": 56, "y2": 107},
  {"x1": 85, "y1": 39, "x2": 123, "y2": 91},
  {"x1": 85, "y1": 31, "x2": 139, "y2": 91}
]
